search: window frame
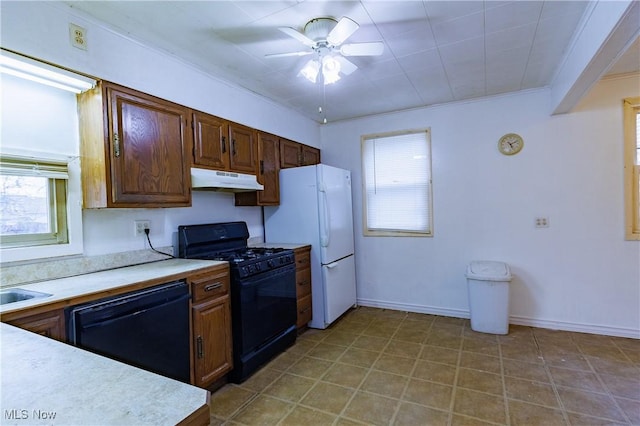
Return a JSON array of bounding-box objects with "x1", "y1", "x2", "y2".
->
[
  {"x1": 0, "y1": 174, "x2": 69, "y2": 247},
  {"x1": 0, "y1": 150, "x2": 83, "y2": 263},
  {"x1": 361, "y1": 128, "x2": 433, "y2": 237},
  {"x1": 623, "y1": 97, "x2": 640, "y2": 240}
]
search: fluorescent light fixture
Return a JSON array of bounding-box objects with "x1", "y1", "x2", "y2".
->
[{"x1": 0, "y1": 50, "x2": 95, "y2": 93}]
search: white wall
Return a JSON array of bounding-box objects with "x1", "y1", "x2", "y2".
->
[
  {"x1": 0, "y1": 1, "x2": 320, "y2": 257},
  {"x1": 320, "y1": 75, "x2": 640, "y2": 338}
]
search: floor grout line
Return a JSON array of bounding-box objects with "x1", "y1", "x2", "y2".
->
[{"x1": 211, "y1": 308, "x2": 638, "y2": 426}]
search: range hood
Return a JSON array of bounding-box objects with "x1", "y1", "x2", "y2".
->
[{"x1": 191, "y1": 167, "x2": 264, "y2": 192}]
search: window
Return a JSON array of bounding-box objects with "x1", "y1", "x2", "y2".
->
[
  {"x1": 0, "y1": 156, "x2": 69, "y2": 247},
  {"x1": 624, "y1": 97, "x2": 640, "y2": 240},
  {"x1": 0, "y1": 51, "x2": 90, "y2": 262},
  {"x1": 361, "y1": 129, "x2": 433, "y2": 237}
]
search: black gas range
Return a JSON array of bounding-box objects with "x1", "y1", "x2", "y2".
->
[{"x1": 177, "y1": 221, "x2": 296, "y2": 383}]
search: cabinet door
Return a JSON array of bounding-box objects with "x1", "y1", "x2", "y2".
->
[
  {"x1": 228, "y1": 123, "x2": 257, "y2": 173},
  {"x1": 279, "y1": 139, "x2": 302, "y2": 168},
  {"x1": 6, "y1": 309, "x2": 65, "y2": 341},
  {"x1": 301, "y1": 145, "x2": 321, "y2": 165},
  {"x1": 107, "y1": 85, "x2": 191, "y2": 206},
  {"x1": 192, "y1": 295, "x2": 233, "y2": 388},
  {"x1": 256, "y1": 132, "x2": 280, "y2": 205},
  {"x1": 294, "y1": 247, "x2": 312, "y2": 328},
  {"x1": 193, "y1": 112, "x2": 230, "y2": 170}
]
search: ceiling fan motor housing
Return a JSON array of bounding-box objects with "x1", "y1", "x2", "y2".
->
[{"x1": 304, "y1": 18, "x2": 338, "y2": 43}]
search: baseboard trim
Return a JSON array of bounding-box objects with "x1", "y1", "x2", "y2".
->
[{"x1": 356, "y1": 298, "x2": 639, "y2": 339}]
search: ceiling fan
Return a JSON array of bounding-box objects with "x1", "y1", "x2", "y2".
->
[{"x1": 267, "y1": 17, "x2": 384, "y2": 84}]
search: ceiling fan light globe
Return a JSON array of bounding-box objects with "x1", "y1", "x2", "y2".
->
[
  {"x1": 323, "y1": 72, "x2": 341, "y2": 85},
  {"x1": 322, "y1": 55, "x2": 341, "y2": 74},
  {"x1": 299, "y1": 59, "x2": 320, "y2": 83}
]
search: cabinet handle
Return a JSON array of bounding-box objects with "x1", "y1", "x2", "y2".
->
[
  {"x1": 221, "y1": 136, "x2": 226, "y2": 153},
  {"x1": 298, "y1": 280, "x2": 309, "y2": 287},
  {"x1": 260, "y1": 160, "x2": 264, "y2": 175},
  {"x1": 113, "y1": 133, "x2": 120, "y2": 157},
  {"x1": 197, "y1": 336, "x2": 203, "y2": 359},
  {"x1": 204, "y1": 282, "x2": 223, "y2": 292},
  {"x1": 232, "y1": 139, "x2": 237, "y2": 156}
]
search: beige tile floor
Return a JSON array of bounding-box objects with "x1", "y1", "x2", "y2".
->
[{"x1": 209, "y1": 307, "x2": 640, "y2": 425}]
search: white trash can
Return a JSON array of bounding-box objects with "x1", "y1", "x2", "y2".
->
[{"x1": 466, "y1": 261, "x2": 512, "y2": 334}]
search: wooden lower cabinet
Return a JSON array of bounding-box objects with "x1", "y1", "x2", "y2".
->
[
  {"x1": 4, "y1": 308, "x2": 65, "y2": 341},
  {"x1": 189, "y1": 267, "x2": 233, "y2": 388},
  {"x1": 294, "y1": 246, "x2": 312, "y2": 329}
]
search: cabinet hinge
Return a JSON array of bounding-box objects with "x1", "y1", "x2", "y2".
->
[{"x1": 113, "y1": 133, "x2": 120, "y2": 158}]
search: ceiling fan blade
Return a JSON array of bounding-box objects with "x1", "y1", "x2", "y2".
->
[
  {"x1": 278, "y1": 27, "x2": 315, "y2": 48},
  {"x1": 326, "y1": 17, "x2": 359, "y2": 46},
  {"x1": 340, "y1": 42, "x2": 384, "y2": 57},
  {"x1": 335, "y1": 56, "x2": 358, "y2": 76},
  {"x1": 265, "y1": 51, "x2": 313, "y2": 58}
]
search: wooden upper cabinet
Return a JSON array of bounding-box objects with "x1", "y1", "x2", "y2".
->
[
  {"x1": 192, "y1": 112, "x2": 257, "y2": 174},
  {"x1": 228, "y1": 122, "x2": 257, "y2": 173},
  {"x1": 78, "y1": 82, "x2": 191, "y2": 208},
  {"x1": 235, "y1": 131, "x2": 280, "y2": 206},
  {"x1": 280, "y1": 138, "x2": 320, "y2": 168},
  {"x1": 301, "y1": 145, "x2": 321, "y2": 166},
  {"x1": 192, "y1": 112, "x2": 229, "y2": 170}
]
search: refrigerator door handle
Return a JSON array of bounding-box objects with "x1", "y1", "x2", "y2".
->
[
  {"x1": 320, "y1": 183, "x2": 331, "y2": 247},
  {"x1": 325, "y1": 261, "x2": 339, "y2": 268}
]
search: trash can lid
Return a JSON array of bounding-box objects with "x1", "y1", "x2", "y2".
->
[{"x1": 466, "y1": 261, "x2": 512, "y2": 281}]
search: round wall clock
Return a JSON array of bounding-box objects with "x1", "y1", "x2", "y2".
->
[{"x1": 498, "y1": 133, "x2": 524, "y2": 155}]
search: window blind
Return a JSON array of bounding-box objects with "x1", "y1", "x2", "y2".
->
[
  {"x1": 0, "y1": 155, "x2": 69, "y2": 179},
  {"x1": 362, "y1": 130, "x2": 432, "y2": 235}
]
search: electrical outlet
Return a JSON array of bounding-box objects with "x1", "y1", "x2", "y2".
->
[
  {"x1": 134, "y1": 220, "x2": 150, "y2": 237},
  {"x1": 69, "y1": 23, "x2": 87, "y2": 50},
  {"x1": 535, "y1": 217, "x2": 549, "y2": 228}
]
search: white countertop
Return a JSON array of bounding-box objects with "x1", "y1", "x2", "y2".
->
[
  {"x1": 0, "y1": 258, "x2": 226, "y2": 315},
  {"x1": 251, "y1": 242, "x2": 311, "y2": 250},
  {"x1": 1, "y1": 322, "x2": 209, "y2": 425}
]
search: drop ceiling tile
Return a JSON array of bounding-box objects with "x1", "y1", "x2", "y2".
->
[
  {"x1": 362, "y1": 0, "x2": 427, "y2": 21},
  {"x1": 431, "y1": 10, "x2": 484, "y2": 46},
  {"x1": 356, "y1": 58, "x2": 405, "y2": 80},
  {"x1": 233, "y1": 1, "x2": 300, "y2": 21},
  {"x1": 438, "y1": 37, "x2": 484, "y2": 67},
  {"x1": 485, "y1": 1, "x2": 543, "y2": 33},
  {"x1": 176, "y1": 2, "x2": 255, "y2": 28},
  {"x1": 540, "y1": 1, "x2": 590, "y2": 20},
  {"x1": 385, "y1": 25, "x2": 436, "y2": 57},
  {"x1": 424, "y1": 1, "x2": 485, "y2": 23},
  {"x1": 485, "y1": 23, "x2": 537, "y2": 55},
  {"x1": 396, "y1": 48, "x2": 442, "y2": 72}
]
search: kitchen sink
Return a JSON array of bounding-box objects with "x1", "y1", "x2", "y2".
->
[{"x1": 0, "y1": 288, "x2": 52, "y2": 305}]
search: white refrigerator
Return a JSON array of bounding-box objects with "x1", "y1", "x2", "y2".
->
[{"x1": 264, "y1": 164, "x2": 357, "y2": 329}]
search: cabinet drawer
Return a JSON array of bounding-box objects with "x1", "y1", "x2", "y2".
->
[
  {"x1": 297, "y1": 294, "x2": 312, "y2": 328},
  {"x1": 190, "y1": 271, "x2": 229, "y2": 303},
  {"x1": 296, "y1": 270, "x2": 312, "y2": 298}
]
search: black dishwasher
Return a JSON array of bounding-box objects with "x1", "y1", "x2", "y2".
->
[{"x1": 65, "y1": 280, "x2": 190, "y2": 383}]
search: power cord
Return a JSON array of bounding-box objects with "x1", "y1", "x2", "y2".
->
[{"x1": 144, "y1": 228, "x2": 176, "y2": 258}]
